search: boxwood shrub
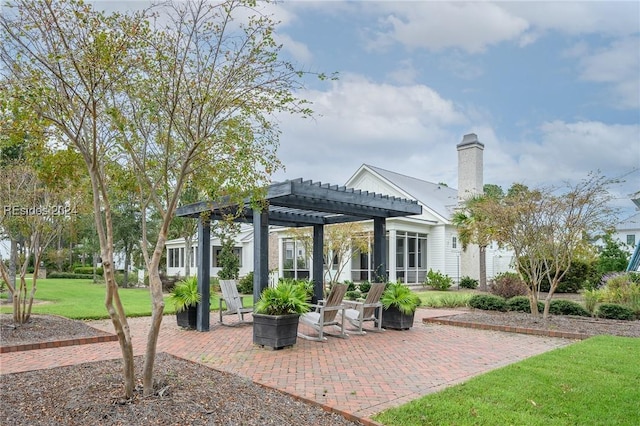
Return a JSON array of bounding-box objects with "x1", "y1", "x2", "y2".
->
[
  {"x1": 237, "y1": 272, "x2": 254, "y2": 294},
  {"x1": 468, "y1": 294, "x2": 507, "y2": 312},
  {"x1": 73, "y1": 266, "x2": 103, "y2": 275},
  {"x1": 47, "y1": 272, "x2": 95, "y2": 279},
  {"x1": 597, "y1": 303, "x2": 635, "y2": 321},
  {"x1": 459, "y1": 276, "x2": 478, "y2": 289},
  {"x1": 506, "y1": 296, "x2": 544, "y2": 313},
  {"x1": 548, "y1": 299, "x2": 591, "y2": 317}
]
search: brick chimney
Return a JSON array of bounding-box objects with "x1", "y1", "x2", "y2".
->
[{"x1": 456, "y1": 133, "x2": 484, "y2": 282}]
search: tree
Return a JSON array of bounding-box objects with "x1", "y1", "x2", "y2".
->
[
  {"x1": 597, "y1": 233, "x2": 630, "y2": 273},
  {"x1": 288, "y1": 222, "x2": 371, "y2": 290},
  {"x1": 215, "y1": 220, "x2": 241, "y2": 280},
  {"x1": 452, "y1": 185, "x2": 503, "y2": 291},
  {"x1": 2, "y1": 0, "x2": 316, "y2": 398},
  {"x1": 479, "y1": 175, "x2": 616, "y2": 318}
]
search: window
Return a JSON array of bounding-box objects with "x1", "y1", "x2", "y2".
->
[
  {"x1": 627, "y1": 234, "x2": 636, "y2": 246},
  {"x1": 452, "y1": 236, "x2": 457, "y2": 249},
  {"x1": 212, "y1": 246, "x2": 242, "y2": 267},
  {"x1": 168, "y1": 248, "x2": 183, "y2": 268}
]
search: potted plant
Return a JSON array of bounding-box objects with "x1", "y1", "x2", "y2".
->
[
  {"x1": 253, "y1": 280, "x2": 310, "y2": 349},
  {"x1": 168, "y1": 276, "x2": 201, "y2": 329},
  {"x1": 380, "y1": 282, "x2": 421, "y2": 330}
]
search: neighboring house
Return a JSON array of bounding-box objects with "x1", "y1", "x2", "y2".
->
[{"x1": 164, "y1": 133, "x2": 515, "y2": 284}]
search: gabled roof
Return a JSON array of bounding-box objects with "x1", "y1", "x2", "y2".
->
[{"x1": 353, "y1": 165, "x2": 458, "y2": 221}]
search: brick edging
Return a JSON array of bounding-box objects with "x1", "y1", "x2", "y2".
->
[
  {"x1": 0, "y1": 333, "x2": 118, "y2": 353},
  {"x1": 422, "y1": 316, "x2": 590, "y2": 340}
]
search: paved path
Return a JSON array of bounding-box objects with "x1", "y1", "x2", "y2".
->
[{"x1": 0, "y1": 309, "x2": 573, "y2": 422}]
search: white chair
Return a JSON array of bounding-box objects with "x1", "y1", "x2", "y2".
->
[{"x1": 219, "y1": 279, "x2": 253, "y2": 326}]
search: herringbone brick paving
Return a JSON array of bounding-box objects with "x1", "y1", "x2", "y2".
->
[{"x1": 0, "y1": 309, "x2": 573, "y2": 422}]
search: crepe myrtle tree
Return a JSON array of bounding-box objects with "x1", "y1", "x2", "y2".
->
[
  {"x1": 1, "y1": 0, "x2": 328, "y2": 398},
  {"x1": 474, "y1": 175, "x2": 617, "y2": 319}
]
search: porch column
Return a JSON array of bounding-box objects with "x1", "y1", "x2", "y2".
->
[
  {"x1": 196, "y1": 216, "x2": 211, "y2": 332},
  {"x1": 373, "y1": 217, "x2": 387, "y2": 282},
  {"x1": 387, "y1": 228, "x2": 397, "y2": 283},
  {"x1": 312, "y1": 224, "x2": 324, "y2": 303},
  {"x1": 253, "y1": 208, "x2": 269, "y2": 303}
]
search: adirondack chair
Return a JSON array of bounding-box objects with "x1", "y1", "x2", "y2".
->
[
  {"x1": 219, "y1": 279, "x2": 253, "y2": 326},
  {"x1": 297, "y1": 283, "x2": 349, "y2": 342},
  {"x1": 341, "y1": 282, "x2": 385, "y2": 335}
]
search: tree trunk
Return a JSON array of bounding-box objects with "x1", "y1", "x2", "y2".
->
[
  {"x1": 479, "y1": 245, "x2": 487, "y2": 291},
  {"x1": 142, "y1": 245, "x2": 166, "y2": 397},
  {"x1": 122, "y1": 246, "x2": 130, "y2": 288}
]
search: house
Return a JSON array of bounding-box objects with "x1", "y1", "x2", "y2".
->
[{"x1": 164, "y1": 133, "x2": 515, "y2": 285}]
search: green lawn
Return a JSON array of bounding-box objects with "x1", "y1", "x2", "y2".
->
[
  {"x1": 0, "y1": 277, "x2": 228, "y2": 320},
  {"x1": 373, "y1": 335, "x2": 640, "y2": 426}
]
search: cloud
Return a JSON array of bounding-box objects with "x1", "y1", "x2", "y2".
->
[
  {"x1": 577, "y1": 37, "x2": 640, "y2": 109},
  {"x1": 367, "y1": 2, "x2": 529, "y2": 54}
]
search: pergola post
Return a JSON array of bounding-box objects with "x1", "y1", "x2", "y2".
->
[
  {"x1": 373, "y1": 217, "x2": 387, "y2": 283},
  {"x1": 312, "y1": 224, "x2": 324, "y2": 303},
  {"x1": 196, "y1": 216, "x2": 211, "y2": 332},
  {"x1": 253, "y1": 207, "x2": 269, "y2": 303}
]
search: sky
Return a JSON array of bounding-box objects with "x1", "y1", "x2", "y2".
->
[{"x1": 255, "y1": 0, "x2": 639, "y2": 220}]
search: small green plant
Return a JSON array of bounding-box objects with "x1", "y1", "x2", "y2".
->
[
  {"x1": 596, "y1": 303, "x2": 635, "y2": 321},
  {"x1": 237, "y1": 272, "x2": 254, "y2": 294},
  {"x1": 506, "y1": 295, "x2": 543, "y2": 313},
  {"x1": 548, "y1": 299, "x2": 590, "y2": 317},
  {"x1": 255, "y1": 281, "x2": 310, "y2": 316},
  {"x1": 599, "y1": 272, "x2": 640, "y2": 316},
  {"x1": 424, "y1": 269, "x2": 452, "y2": 291},
  {"x1": 168, "y1": 276, "x2": 201, "y2": 313},
  {"x1": 438, "y1": 293, "x2": 471, "y2": 308},
  {"x1": 346, "y1": 290, "x2": 362, "y2": 300},
  {"x1": 489, "y1": 272, "x2": 528, "y2": 299},
  {"x1": 468, "y1": 294, "x2": 507, "y2": 311},
  {"x1": 381, "y1": 282, "x2": 421, "y2": 315},
  {"x1": 583, "y1": 289, "x2": 601, "y2": 314},
  {"x1": 358, "y1": 280, "x2": 371, "y2": 294},
  {"x1": 343, "y1": 280, "x2": 357, "y2": 291},
  {"x1": 459, "y1": 276, "x2": 478, "y2": 289}
]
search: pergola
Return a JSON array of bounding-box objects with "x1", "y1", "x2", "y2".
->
[{"x1": 175, "y1": 178, "x2": 422, "y2": 331}]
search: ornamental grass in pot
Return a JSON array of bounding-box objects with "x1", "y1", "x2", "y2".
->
[
  {"x1": 380, "y1": 282, "x2": 421, "y2": 330},
  {"x1": 253, "y1": 280, "x2": 310, "y2": 349}
]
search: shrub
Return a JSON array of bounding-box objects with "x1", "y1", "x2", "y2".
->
[
  {"x1": 596, "y1": 303, "x2": 635, "y2": 321},
  {"x1": 489, "y1": 272, "x2": 528, "y2": 299},
  {"x1": 539, "y1": 259, "x2": 596, "y2": 293},
  {"x1": 599, "y1": 272, "x2": 640, "y2": 316},
  {"x1": 237, "y1": 272, "x2": 254, "y2": 294},
  {"x1": 73, "y1": 266, "x2": 103, "y2": 275},
  {"x1": 47, "y1": 272, "x2": 94, "y2": 279},
  {"x1": 583, "y1": 289, "x2": 601, "y2": 314},
  {"x1": 548, "y1": 299, "x2": 590, "y2": 317},
  {"x1": 358, "y1": 280, "x2": 371, "y2": 294},
  {"x1": 345, "y1": 290, "x2": 362, "y2": 301},
  {"x1": 459, "y1": 276, "x2": 478, "y2": 289},
  {"x1": 468, "y1": 294, "x2": 507, "y2": 312},
  {"x1": 343, "y1": 280, "x2": 357, "y2": 291},
  {"x1": 424, "y1": 269, "x2": 452, "y2": 291},
  {"x1": 506, "y1": 296, "x2": 543, "y2": 313}
]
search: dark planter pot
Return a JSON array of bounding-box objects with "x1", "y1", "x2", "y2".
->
[
  {"x1": 253, "y1": 313, "x2": 300, "y2": 350},
  {"x1": 381, "y1": 305, "x2": 415, "y2": 330},
  {"x1": 176, "y1": 305, "x2": 198, "y2": 329}
]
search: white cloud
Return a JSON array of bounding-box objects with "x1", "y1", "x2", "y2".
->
[
  {"x1": 577, "y1": 37, "x2": 640, "y2": 109},
  {"x1": 367, "y1": 2, "x2": 529, "y2": 53},
  {"x1": 275, "y1": 33, "x2": 313, "y2": 64}
]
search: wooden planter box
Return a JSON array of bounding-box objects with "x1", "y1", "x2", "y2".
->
[
  {"x1": 381, "y1": 305, "x2": 415, "y2": 330},
  {"x1": 176, "y1": 305, "x2": 198, "y2": 329},
  {"x1": 253, "y1": 313, "x2": 300, "y2": 350}
]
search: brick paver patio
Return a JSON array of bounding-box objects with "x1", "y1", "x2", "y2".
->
[{"x1": 0, "y1": 309, "x2": 574, "y2": 423}]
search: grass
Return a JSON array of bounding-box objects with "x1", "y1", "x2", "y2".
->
[
  {"x1": 416, "y1": 290, "x2": 474, "y2": 308},
  {"x1": 0, "y1": 277, "x2": 231, "y2": 320},
  {"x1": 373, "y1": 335, "x2": 640, "y2": 426}
]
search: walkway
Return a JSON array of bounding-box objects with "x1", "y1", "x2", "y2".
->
[{"x1": 0, "y1": 309, "x2": 573, "y2": 423}]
